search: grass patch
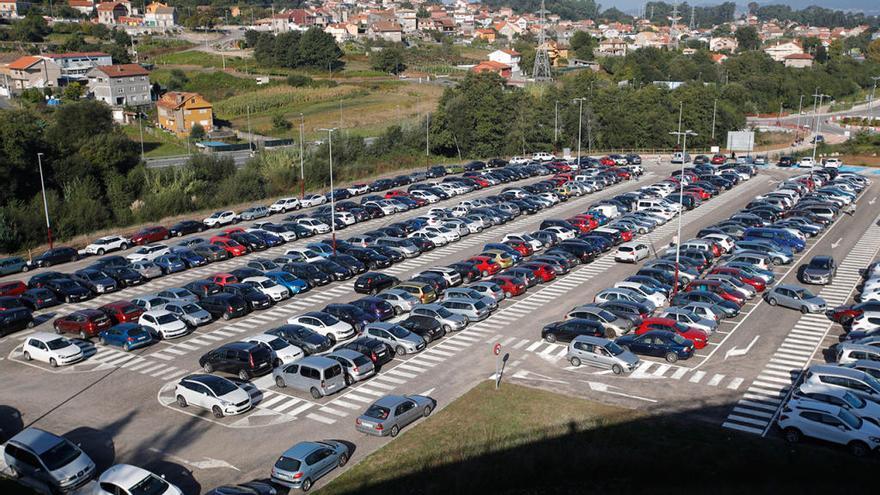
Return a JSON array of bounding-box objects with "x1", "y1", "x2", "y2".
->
[
  {"x1": 214, "y1": 84, "x2": 363, "y2": 119},
  {"x1": 322, "y1": 382, "x2": 876, "y2": 495},
  {"x1": 121, "y1": 124, "x2": 189, "y2": 158},
  {"x1": 150, "y1": 69, "x2": 261, "y2": 101}
]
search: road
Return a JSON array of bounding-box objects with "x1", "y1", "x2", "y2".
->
[
  {"x1": 0, "y1": 162, "x2": 876, "y2": 493},
  {"x1": 145, "y1": 150, "x2": 255, "y2": 169}
]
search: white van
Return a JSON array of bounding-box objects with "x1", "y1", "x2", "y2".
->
[
  {"x1": 637, "y1": 199, "x2": 665, "y2": 212},
  {"x1": 591, "y1": 204, "x2": 620, "y2": 219}
]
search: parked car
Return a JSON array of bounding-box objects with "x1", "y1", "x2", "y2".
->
[
  {"x1": 83, "y1": 235, "x2": 130, "y2": 255},
  {"x1": 98, "y1": 323, "x2": 154, "y2": 351},
  {"x1": 267, "y1": 324, "x2": 332, "y2": 356},
  {"x1": 3, "y1": 428, "x2": 96, "y2": 492},
  {"x1": 174, "y1": 374, "x2": 252, "y2": 418},
  {"x1": 615, "y1": 330, "x2": 695, "y2": 363},
  {"x1": 0, "y1": 256, "x2": 30, "y2": 274},
  {"x1": 798, "y1": 255, "x2": 837, "y2": 285},
  {"x1": 566, "y1": 335, "x2": 640, "y2": 374},
  {"x1": 273, "y1": 355, "x2": 346, "y2": 398},
  {"x1": 21, "y1": 332, "x2": 83, "y2": 367},
  {"x1": 95, "y1": 464, "x2": 183, "y2": 495},
  {"x1": 200, "y1": 341, "x2": 274, "y2": 380},
  {"x1": 270, "y1": 441, "x2": 349, "y2": 491},
  {"x1": 53, "y1": 309, "x2": 111, "y2": 339},
  {"x1": 30, "y1": 247, "x2": 79, "y2": 268},
  {"x1": 764, "y1": 284, "x2": 827, "y2": 313},
  {"x1": 355, "y1": 394, "x2": 436, "y2": 437}
]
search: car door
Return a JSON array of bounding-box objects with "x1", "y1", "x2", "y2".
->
[
  {"x1": 189, "y1": 382, "x2": 212, "y2": 409},
  {"x1": 313, "y1": 448, "x2": 337, "y2": 478},
  {"x1": 632, "y1": 335, "x2": 655, "y2": 356},
  {"x1": 7, "y1": 445, "x2": 44, "y2": 481},
  {"x1": 397, "y1": 399, "x2": 419, "y2": 427},
  {"x1": 26, "y1": 339, "x2": 49, "y2": 362}
]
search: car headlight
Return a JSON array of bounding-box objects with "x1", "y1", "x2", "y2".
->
[
  {"x1": 870, "y1": 436, "x2": 880, "y2": 444},
  {"x1": 96, "y1": 284, "x2": 105, "y2": 291}
]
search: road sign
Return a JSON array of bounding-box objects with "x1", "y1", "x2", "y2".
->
[{"x1": 493, "y1": 343, "x2": 501, "y2": 356}]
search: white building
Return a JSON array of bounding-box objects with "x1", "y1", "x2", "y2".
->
[{"x1": 488, "y1": 49, "x2": 521, "y2": 74}]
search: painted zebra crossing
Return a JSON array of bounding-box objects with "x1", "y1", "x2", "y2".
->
[{"x1": 10, "y1": 339, "x2": 188, "y2": 379}]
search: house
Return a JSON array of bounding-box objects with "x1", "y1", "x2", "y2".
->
[
  {"x1": 596, "y1": 38, "x2": 627, "y2": 57},
  {"x1": 97, "y1": 1, "x2": 129, "y2": 25},
  {"x1": 764, "y1": 40, "x2": 803, "y2": 62},
  {"x1": 272, "y1": 8, "x2": 315, "y2": 33},
  {"x1": 7, "y1": 56, "x2": 60, "y2": 91},
  {"x1": 86, "y1": 64, "x2": 150, "y2": 107},
  {"x1": 395, "y1": 9, "x2": 417, "y2": 32},
  {"x1": 471, "y1": 60, "x2": 511, "y2": 79},
  {"x1": 0, "y1": 0, "x2": 27, "y2": 18},
  {"x1": 494, "y1": 21, "x2": 520, "y2": 40},
  {"x1": 784, "y1": 53, "x2": 814, "y2": 68},
  {"x1": 144, "y1": 2, "x2": 176, "y2": 29},
  {"x1": 488, "y1": 49, "x2": 520, "y2": 74},
  {"x1": 709, "y1": 37, "x2": 737, "y2": 52},
  {"x1": 324, "y1": 23, "x2": 352, "y2": 43},
  {"x1": 67, "y1": 0, "x2": 95, "y2": 15},
  {"x1": 474, "y1": 28, "x2": 496, "y2": 43},
  {"x1": 45, "y1": 52, "x2": 113, "y2": 81},
  {"x1": 369, "y1": 21, "x2": 402, "y2": 42},
  {"x1": 157, "y1": 91, "x2": 213, "y2": 136}
]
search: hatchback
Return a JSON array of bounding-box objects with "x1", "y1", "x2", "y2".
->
[
  {"x1": 175, "y1": 374, "x2": 252, "y2": 418},
  {"x1": 271, "y1": 441, "x2": 349, "y2": 491},
  {"x1": 567, "y1": 335, "x2": 640, "y2": 374},
  {"x1": 99, "y1": 323, "x2": 153, "y2": 351},
  {"x1": 98, "y1": 301, "x2": 144, "y2": 325},
  {"x1": 764, "y1": 284, "x2": 826, "y2": 314}
]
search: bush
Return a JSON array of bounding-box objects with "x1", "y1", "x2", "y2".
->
[{"x1": 286, "y1": 74, "x2": 314, "y2": 87}]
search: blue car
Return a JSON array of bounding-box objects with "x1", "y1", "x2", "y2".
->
[
  {"x1": 586, "y1": 210, "x2": 609, "y2": 225},
  {"x1": 0, "y1": 256, "x2": 30, "y2": 275},
  {"x1": 250, "y1": 230, "x2": 285, "y2": 247},
  {"x1": 264, "y1": 271, "x2": 308, "y2": 295},
  {"x1": 154, "y1": 254, "x2": 187, "y2": 274},
  {"x1": 271, "y1": 440, "x2": 349, "y2": 491},
  {"x1": 169, "y1": 248, "x2": 208, "y2": 268},
  {"x1": 350, "y1": 296, "x2": 395, "y2": 321},
  {"x1": 99, "y1": 323, "x2": 153, "y2": 351},
  {"x1": 616, "y1": 330, "x2": 694, "y2": 363},
  {"x1": 307, "y1": 243, "x2": 334, "y2": 258}
]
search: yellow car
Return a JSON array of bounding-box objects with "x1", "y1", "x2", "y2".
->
[
  {"x1": 395, "y1": 281, "x2": 437, "y2": 304},
  {"x1": 481, "y1": 250, "x2": 514, "y2": 269}
]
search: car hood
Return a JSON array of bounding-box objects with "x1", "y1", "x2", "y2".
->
[
  {"x1": 805, "y1": 296, "x2": 826, "y2": 306},
  {"x1": 49, "y1": 450, "x2": 94, "y2": 481},
  {"x1": 803, "y1": 267, "x2": 831, "y2": 276},
  {"x1": 57, "y1": 344, "x2": 83, "y2": 358},
  {"x1": 219, "y1": 387, "x2": 250, "y2": 405}
]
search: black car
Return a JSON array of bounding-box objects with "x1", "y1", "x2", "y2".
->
[
  {"x1": 169, "y1": 220, "x2": 206, "y2": 237},
  {"x1": 30, "y1": 247, "x2": 79, "y2": 268},
  {"x1": 427, "y1": 166, "x2": 447, "y2": 178},
  {"x1": 0, "y1": 307, "x2": 34, "y2": 337},
  {"x1": 350, "y1": 296, "x2": 395, "y2": 321},
  {"x1": 283, "y1": 262, "x2": 331, "y2": 287},
  {"x1": 555, "y1": 240, "x2": 599, "y2": 263},
  {"x1": 27, "y1": 271, "x2": 68, "y2": 289},
  {"x1": 399, "y1": 315, "x2": 445, "y2": 342},
  {"x1": 230, "y1": 232, "x2": 267, "y2": 252},
  {"x1": 409, "y1": 237, "x2": 436, "y2": 252},
  {"x1": 369, "y1": 179, "x2": 394, "y2": 192},
  {"x1": 230, "y1": 267, "x2": 264, "y2": 281},
  {"x1": 44, "y1": 278, "x2": 92, "y2": 303},
  {"x1": 90, "y1": 255, "x2": 130, "y2": 270},
  {"x1": 328, "y1": 254, "x2": 366, "y2": 274},
  {"x1": 0, "y1": 296, "x2": 23, "y2": 311},
  {"x1": 411, "y1": 274, "x2": 447, "y2": 293},
  {"x1": 346, "y1": 248, "x2": 391, "y2": 270},
  {"x1": 199, "y1": 293, "x2": 250, "y2": 320},
  {"x1": 339, "y1": 337, "x2": 394, "y2": 367},
  {"x1": 323, "y1": 304, "x2": 375, "y2": 332},
  {"x1": 373, "y1": 245, "x2": 405, "y2": 263},
  {"x1": 19, "y1": 288, "x2": 60, "y2": 310},
  {"x1": 267, "y1": 324, "x2": 332, "y2": 355},
  {"x1": 777, "y1": 156, "x2": 794, "y2": 167},
  {"x1": 599, "y1": 300, "x2": 651, "y2": 324},
  {"x1": 222, "y1": 284, "x2": 273, "y2": 310},
  {"x1": 193, "y1": 244, "x2": 230, "y2": 262},
  {"x1": 542, "y1": 319, "x2": 609, "y2": 343},
  {"x1": 101, "y1": 265, "x2": 147, "y2": 288},
  {"x1": 312, "y1": 259, "x2": 353, "y2": 281},
  {"x1": 199, "y1": 342, "x2": 273, "y2": 380},
  {"x1": 184, "y1": 279, "x2": 222, "y2": 299},
  {"x1": 448, "y1": 262, "x2": 481, "y2": 284},
  {"x1": 354, "y1": 272, "x2": 399, "y2": 294}
]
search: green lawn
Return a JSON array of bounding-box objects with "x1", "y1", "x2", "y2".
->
[
  {"x1": 122, "y1": 124, "x2": 189, "y2": 158},
  {"x1": 321, "y1": 382, "x2": 876, "y2": 495}
]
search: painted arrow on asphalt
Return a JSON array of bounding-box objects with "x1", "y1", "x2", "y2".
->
[
  {"x1": 831, "y1": 238, "x2": 842, "y2": 249},
  {"x1": 582, "y1": 381, "x2": 657, "y2": 403},
  {"x1": 511, "y1": 370, "x2": 568, "y2": 384},
  {"x1": 870, "y1": 196, "x2": 877, "y2": 206},
  {"x1": 419, "y1": 387, "x2": 436, "y2": 397},
  {"x1": 148, "y1": 448, "x2": 240, "y2": 471},
  {"x1": 725, "y1": 335, "x2": 760, "y2": 360}
]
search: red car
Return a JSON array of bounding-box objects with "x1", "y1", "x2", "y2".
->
[
  {"x1": 572, "y1": 214, "x2": 599, "y2": 230},
  {"x1": 518, "y1": 262, "x2": 557, "y2": 283},
  {"x1": 469, "y1": 177, "x2": 491, "y2": 188},
  {"x1": 384, "y1": 190, "x2": 409, "y2": 199},
  {"x1": 130, "y1": 226, "x2": 170, "y2": 245},
  {"x1": 686, "y1": 279, "x2": 745, "y2": 306},
  {"x1": 503, "y1": 240, "x2": 533, "y2": 257},
  {"x1": 53, "y1": 309, "x2": 112, "y2": 339},
  {"x1": 566, "y1": 217, "x2": 593, "y2": 234},
  {"x1": 549, "y1": 176, "x2": 568, "y2": 186},
  {"x1": 210, "y1": 236, "x2": 247, "y2": 257},
  {"x1": 635, "y1": 317, "x2": 708, "y2": 349},
  {"x1": 614, "y1": 169, "x2": 631, "y2": 180},
  {"x1": 99, "y1": 300, "x2": 145, "y2": 324},
  {"x1": 0, "y1": 281, "x2": 27, "y2": 297},
  {"x1": 710, "y1": 154, "x2": 726, "y2": 165},
  {"x1": 684, "y1": 186, "x2": 711, "y2": 200},
  {"x1": 612, "y1": 228, "x2": 634, "y2": 242},
  {"x1": 599, "y1": 156, "x2": 616, "y2": 166},
  {"x1": 826, "y1": 302, "x2": 880, "y2": 326},
  {"x1": 211, "y1": 273, "x2": 239, "y2": 286},
  {"x1": 468, "y1": 256, "x2": 501, "y2": 276},
  {"x1": 222, "y1": 227, "x2": 246, "y2": 236},
  {"x1": 491, "y1": 275, "x2": 526, "y2": 298},
  {"x1": 709, "y1": 267, "x2": 766, "y2": 292}
]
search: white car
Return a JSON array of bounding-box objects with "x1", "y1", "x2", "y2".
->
[
  {"x1": 125, "y1": 244, "x2": 170, "y2": 262},
  {"x1": 544, "y1": 226, "x2": 576, "y2": 241},
  {"x1": 84, "y1": 235, "x2": 130, "y2": 255},
  {"x1": 21, "y1": 333, "x2": 83, "y2": 367},
  {"x1": 538, "y1": 192, "x2": 561, "y2": 205},
  {"x1": 203, "y1": 210, "x2": 237, "y2": 227},
  {"x1": 295, "y1": 218, "x2": 330, "y2": 233},
  {"x1": 411, "y1": 190, "x2": 440, "y2": 203},
  {"x1": 246, "y1": 333, "x2": 304, "y2": 366},
  {"x1": 301, "y1": 194, "x2": 327, "y2": 208},
  {"x1": 347, "y1": 184, "x2": 369, "y2": 195},
  {"x1": 798, "y1": 156, "x2": 815, "y2": 168},
  {"x1": 243, "y1": 276, "x2": 290, "y2": 302},
  {"x1": 269, "y1": 197, "x2": 301, "y2": 214},
  {"x1": 509, "y1": 156, "x2": 530, "y2": 165},
  {"x1": 364, "y1": 201, "x2": 397, "y2": 215},
  {"x1": 503, "y1": 233, "x2": 543, "y2": 251},
  {"x1": 287, "y1": 312, "x2": 355, "y2": 343},
  {"x1": 793, "y1": 384, "x2": 880, "y2": 424},
  {"x1": 700, "y1": 233, "x2": 736, "y2": 253},
  {"x1": 614, "y1": 281, "x2": 666, "y2": 307},
  {"x1": 139, "y1": 310, "x2": 188, "y2": 339},
  {"x1": 449, "y1": 206, "x2": 469, "y2": 217},
  {"x1": 777, "y1": 399, "x2": 880, "y2": 456},
  {"x1": 615, "y1": 242, "x2": 650, "y2": 263},
  {"x1": 424, "y1": 226, "x2": 459, "y2": 243},
  {"x1": 336, "y1": 211, "x2": 356, "y2": 225},
  {"x1": 410, "y1": 230, "x2": 447, "y2": 247},
  {"x1": 96, "y1": 464, "x2": 183, "y2": 495},
  {"x1": 284, "y1": 247, "x2": 324, "y2": 263},
  {"x1": 532, "y1": 152, "x2": 556, "y2": 162},
  {"x1": 174, "y1": 374, "x2": 252, "y2": 418}
]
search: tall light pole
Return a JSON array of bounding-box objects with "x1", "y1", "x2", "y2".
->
[
  {"x1": 794, "y1": 94, "x2": 804, "y2": 143},
  {"x1": 710, "y1": 98, "x2": 717, "y2": 143},
  {"x1": 668, "y1": 130, "x2": 697, "y2": 294},
  {"x1": 675, "y1": 101, "x2": 683, "y2": 145},
  {"x1": 318, "y1": 128, "x2": 337, "y2": 254},
  {"x1": 811, "y1": 91, "x2": 829, "y2": 163},
  {"x1": 37, "y1": 152, "x2": 53, "y2": 249},
  {"x1": 554, "y1": 100, "x2": 559, "y2": 146},
  {"x1": 573, "y1": 97, "x2": 586, "y2": 164},
  {"x1": 871, "y1": 76, "x2": 880, "y2": 112},
  {"x1": 425, "y1": 113, "x2": 430, "y2": 171},
  {"x1": 299, "y1": 113, "x2": 305, "y2": 199}
]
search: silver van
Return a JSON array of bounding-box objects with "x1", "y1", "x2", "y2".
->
[
  {"x1": 327, "y1": 348, "x2": 376, "y2": 385},
  {"x1": 438, "y1": 298, "x2": 490, "y2": 322},
  {"x1": 3, "y1": 428, "x2": 96, "y2": 492},
  {"x1": 566, "y1": 335, "x2": 640, "y2": 374},
  {"x1": 273, "y1": 356, "x2": 346, "y2": 399}
]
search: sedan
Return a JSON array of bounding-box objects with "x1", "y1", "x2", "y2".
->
[
  {"x1": 287, "y1": 312, "x2": 355, "y2": 344},
  {"x1": 355, "y1": 394, "x2": 436, "y2": 437},
  {"x1": 764, "y1": 284, "x2": 827, "y2": 314},
  {"x1": 542, "y1": 319, "x2": 610, "y2": 342},
  {"x1": 174, "y1": 373, "x2": 252, "y2": 418},
  {"x1": 616, "y1": 330, "x2": 694, "y2": 363}
]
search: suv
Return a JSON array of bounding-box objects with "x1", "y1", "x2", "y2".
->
[
  {"x1": 199, "y1": 341, "x2": 274, "y2": 380},
  {"x1": 198, "y1": 293, "x2": 250, "y2": 320},
  {"x1": 778, "y1": 399, "x2": 880, "y2": 456},
  {"x1": 354, "y1": 272, "x2": 399, "y2": 295},
  {"x1": 4, "y1": 428, "x2": 96, "y2": 492}
]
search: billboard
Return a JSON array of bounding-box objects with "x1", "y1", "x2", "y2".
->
[{"x1": 726, "y1": 131, "x2": 755, "y2": 152}]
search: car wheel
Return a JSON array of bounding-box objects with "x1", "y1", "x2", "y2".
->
[
  {"x1": 176, "y1": 395, "x2": 188, "y2": 407},
  {"x1": 79, "y1": 330, "x2": 87, "y2": 340},
  {"x1": 26, "y1": 320, "x2": 34, "y2": 329},
  {"x1": 212, "y1": 406, "x2": 224, "y2": 418},
  {"x1": 782, "y1": 427, "x2": 802, "y2": 444},
  {"x1": 370, "y1": 288, "x2": 378, "y2": 295},
  {"x1": 222, "y1": 312, "x2": 231, "y2": 321},
  {"x1": 505, "y1": 291, "x2": 513, "y2": 298},
  {"x1": 664, "y1": 352, "x2": 679, "y2": 363},
  {"x1": 310, "y1": 387, "x2": 322, "y2": 399},
  {"x1": 123, "y1": 342, "x2": 131, "y2": 352},
  {"x1": 393, "y1": 306, "x2": 402, "y2": 315},
  {"x1": 101, "y1": 337, "x2": 108, "y2": 345},
  {"x1": 203, "y1": 362, "x2": 214, "y2": 373},
  {"x1": 65, "y1": 295, "x2": 72, "y2": 303},
  {"x1": 238, "y1": 369, "x2": 250, "y2": 381},
  {"x1": 97, "y1": 248, "x2": 105, "y2": 255},
  {"x1": 767, "y1": 297, "x2": 778, "y2": 306},
  {"x1": 611, "y1": 364, "x2": 624, "y2": 375},
  {"x1": 849, "y1": 440, "x2": 870, "y2": 457},
  {"x1": 395, "y1": 345, "x2": 407, "y2": 356},
  {"x1": 800, "y1": 306, "x2": 810, "y2": 314},
  {"x1": 345, "y1": 374, "x2": 354, "y2": 386},
  {"x1": 44, "y1": 261, "x2": 52, "y2": 267},
  {"x1": 275, "y1": 376, "x2": 286, "y2": 388},
  {"x1": 22, "y1": 351, "x2": 31, "y2": 361},
  {"x1": 390, "y1": 425, "x2": 400, "y2": 437},
  {"x1": 301, "y1": 478, "x2": 312, "y2": 492},
  {"x1": 338, "y1": 453, "x2": 348, "y2": 467},
  {"x1": 71, "y1": 255, "x2": 79, "y2": 262},
  {"x1": 569, "y1": 357, "x2": 581, "y2": 367}
]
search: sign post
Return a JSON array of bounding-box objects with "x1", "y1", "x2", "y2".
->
[{"x1": 493, "y1": 343, "x2": 509, "y2": 389}]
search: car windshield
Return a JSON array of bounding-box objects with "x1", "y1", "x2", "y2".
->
[
  {"x1": 671, "y1": 334, "x2": 688, "y2": 345},
  {"x1": 810, "y1": 259, "x2": 832, "y2": 269},
  {"x1": 45, "y1": 338, "x2": 69, "y2": 350},
  {"x1": 314, "y1": 313, "x2": 338, "y2": 325},
  {"x1": 129, "y1": 474, "x2": 170, "y2": 495},
  {"x1": 838, "y1": 408, "x2": 863, "y2": 430},
  {"x1": 260, "y1": 280, "x2": 277, "y2": 288},
  {"x1": 275, "y1": 456, "x2": 301, "y2": 472},
  {"x1": 364, "y1": 404, "x2": 391, "y2": 420},
  {"x1": 605, "y1": 341, "x2": 625, "y2": 356},
  {"x1": 473, "y1": 300, "x2": 487, "y2": 310},
  {"x1": 388, "y1": 325, "x2": 409, "y2": 338},
  {"x1": 39, "y1": 439, "x2": 81, "y2": 471},
  {"x1": 156, "y1": 314, "x2": 177, "y2": 324},
  {"x1": 842, "y1": 391, "x2": 866, "y2": 409},
  {"x1": 435, "y1": 307, "x2": 454, "y2": 318}
]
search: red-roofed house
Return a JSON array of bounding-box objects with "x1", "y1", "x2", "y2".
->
[
  {"x1": 764, "y1": 40, "x2": 803, "y2": 62},
  {"x1": 369, "y1": 21, "x2": 402, "y2": 42},
  {"x1": 710, "y1": 53, "x2": 728, "y2": 64},
  {"x1": 784, "y1": 53, "x2": 814, "y2": 68},
  {"x1": 7, "y1": 56, "x2": 60, "y2": 90},
  {"x1": 488, "y1": 49, "x2": 521, "y2": 74},
  {"x1": 271, "y1": 8, "x2": 315, "y2": 33},
  {"x1": 97, "y1": 1, "x2": 129, "y2": 25},
  {"x1": 0, "y1": 0, "x2": 27, "y2": 18},
  {"x1": 68, "y1": 0, "x2": 95, "y2": 15},
  {"x1": 471, "y1": 60, "x2": 511, "y2": 79},
  {"x1": 86, "y1": 64, "x2": 151, "y2": 107}
]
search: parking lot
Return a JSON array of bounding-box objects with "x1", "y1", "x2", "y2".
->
[{"x1": 1, "y1": 158, "x2": 877, "y2": 492}]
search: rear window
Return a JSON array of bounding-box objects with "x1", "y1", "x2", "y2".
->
[
  {"x1": 251, "y1": 346, "x2": 272, "y2": 362},
  {"x1": 324, "y1": 364, "x2": 343, "y2": 378},
  {"x1": 364, "y1": 405, "x2": 391, "y2": 420},
  {"x1": 275, "y1": 456, "x2": 301, "y2": 472}
]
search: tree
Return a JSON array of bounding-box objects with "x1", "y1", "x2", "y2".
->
[
  {"x1": 61, "y1": 82, "x2": 85, "y2": 101},
  {"x1": 735, "y1": 26, "x2": 761, "y2": 52},
  {"x1": 272, "y1": 115, "x2": 292, "y2": 132},
  {"x1": 167, "y1": 69, "x2": 190, "y2": 91},
  {"x1": 107, "y1": 44, "x2": 132, "y2": 65},
  {"x1": 11, "y1": 14, "x2": 49, "y2": 42},
  {"x1": 297, "y1": 28, "x2": 344, "y2": 70},
  {"x1": 370, "y1": 46, "x2": 407, "y2": 75},
  {"x1": 868, "y1": 39, "x2": 880, "y2": 64},
  {"x1": 569, "y1": 30, "x2": 596, "y2": 60},
  {"x1": 190, "y1": 123, "x2": 206, "y2": 142},
  {"x1": 416, "y1": 6, "x2": 429, "y2": 18}
]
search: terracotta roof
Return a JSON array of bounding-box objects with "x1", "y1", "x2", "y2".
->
[
  {"x1": 785, "y1": 53, "x2": 813, "y2": 60},
  {"x1": 68, "y1": 0, "x2": 94, "y2": 6},
  {"x1": 94, "y1": 64, "x2": 149, "y2": 77},
  {"x1": 45, "y1": 51, "x2": 110, "y2": 59},
  {"x1": 8, "y1": 56, "x2": 42, "y2": 70},
  {"x1": 372, "y1": 21, "x2": 401, "y2": 32},
  {"x1": 501, "y1": 49, "x2": 520, "y2": 56},
  {"x1": 474, "y1": 60, "x2": 510, "y2": 70},
  {"x1": 96, "y1": 1, "x2": 124, "y2": 10},
  {"x1": 158, "y1": 91, "x2": 210, "y2": 110}
]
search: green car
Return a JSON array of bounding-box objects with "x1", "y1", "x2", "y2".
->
[{"x1": 0, "y1": 257, "x2": 29, "y2": 275}]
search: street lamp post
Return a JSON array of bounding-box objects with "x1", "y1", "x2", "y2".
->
[
  {"x1": 318, "y1": 128, "x2": 337, "y2": 254},
  {"x1": 573, "y1": 97, "x2": 586, "y2": 164},
  {"x1": 554, "y1": 100, "x2": 559, "y2": 146},
  {"x1": 710, "y1": 98, "x2": 717, "y2": 143},
  {"x1": 299, "y1": 113, "x2": 305, "y2": 199},
  {"x1": 668, "y1": 130, "x2": 697, "y2": 294},
  {"x1": 871, "y1": 77, "x2": 880, "y2": 112},
  {"x1": 811, "y1": 91, "x2": 830, "y2": 163},
  {"x1": 425, "y1": 113, "x2": 430, "y2": 171},
  {"x1": 794, "y1": 94, "x2": 804, "y2": 144},
  {"x1": 37, "y1": 152, "x2": 53, "y2": 249}
]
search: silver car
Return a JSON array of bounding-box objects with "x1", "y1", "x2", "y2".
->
[
  {"x1": 468, "y1": 281, "x2": 505, "y2": 302},
  {"x1": 376, "y1": 289, "x2": 420, "y2": 315},
  {"x1": 362, "y1": 322, "x2": 426, "y2": 356},
  {"x1": 442, "y1": 288, "x2": 497, "y2": 311},
  {"x1": 355, "y1": 394, "x2": 436, "y2": 437},
  {"x1": 157, "y1": 287, "x2": 199, "y2": 304},
  {"x1": 438, "y1": 298, "x2": 490, "y2": 322},
  {"x1": 659, "y1": 307, "x2": 718, "y2": 335},
  {"x1": 3, "y1": 428, "x2": 96, "y2": 492},
  {"x1": 567, "y1": 335, "x2": 640, "y2": 374},
  {"x1": 411, "y1": 303, "x2": 468, "y2": 332},
  {"x1": 327, "y1": 348, "x2": 376, "y2": 385},
  {"x1": 764, "y1": 284, "x2": 826, "y2": 313},
  {"x1": 273, "y1": 356, "x2": 346, "y2": 398},
  {"x1": 130, "y1": 260, "x2": 163, "y2": 279},
  {"x1": 565, "y1": 305, "x2": 633, "y2": 336},
  {"x1": 164, "y1": 302, "x2": 213, "y2": 327},
  {"x1": 131, "y1": 295, "x2": 169, "y2": 311}
]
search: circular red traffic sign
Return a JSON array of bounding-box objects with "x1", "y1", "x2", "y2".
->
[{"x1": 493, "y1": 343, "x2": 501, "y2": 356}]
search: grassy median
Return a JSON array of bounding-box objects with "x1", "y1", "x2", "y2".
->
[{"x1": 321, "y1": 381, "x2": 875, "y2": 495}]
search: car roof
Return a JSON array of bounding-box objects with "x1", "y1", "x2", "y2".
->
[
  {"x1": 9, "y1": 428, "x2": 64, "y2": 454},
  {"x1": 28, "y1": 331, "x2": 68, "y2": 342},
  {"x1": 142, "y1": 309, "x2": 172, "y2": 317},
  {"x1": 99, "y1": 464, "x2": 154, "y2": 487},
  {"x1": 372, "y1": 395, "x2": 408, "y2": 407}
]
